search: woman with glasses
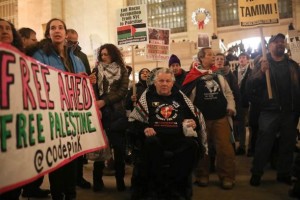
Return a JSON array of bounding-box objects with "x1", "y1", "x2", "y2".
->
[
  {"x1": 90, "y1": 43, "x2": 129, "y2": 192},
  {"x1": 32, "y1": 18, "x2": 86, "y2": 200}
]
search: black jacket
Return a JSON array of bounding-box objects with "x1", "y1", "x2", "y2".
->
[{"x1": 246, "y1": 53, "x2": 300, "y2": 112}]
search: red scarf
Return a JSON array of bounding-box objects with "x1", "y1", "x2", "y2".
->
[{"x1": 182, "y1": 65, "x2": 219, "y2": 86}]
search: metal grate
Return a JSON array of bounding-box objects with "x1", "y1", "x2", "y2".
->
[
  {"x1": 0, "y1": 0, "x2": 18, "y2": 27},
  {"x1": 127, "y1": 0, "x2": 187, "y2": 34}
]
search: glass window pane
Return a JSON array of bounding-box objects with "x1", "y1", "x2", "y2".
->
[{"x1": 127, "y1": 0, "x2": 187, "y2": 33}]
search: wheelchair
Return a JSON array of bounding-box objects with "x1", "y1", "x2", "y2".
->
[{"x1": 126, "y1": 127, "x2": 197, "y2": 200}]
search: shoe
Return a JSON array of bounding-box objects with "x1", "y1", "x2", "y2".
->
[
  {"x1": 194, "y1": 177, "x2": 208, "y2": 187},
  {"x1": 221, "y1": 180, "x2": 234, "y2": 190},
  {"x1": 289, "y1": 180, "x2": 300, "y2": 198},
  {"x1": 77, "y1": 178, "x2": 91, "y2": 189},
  {"x1": 169, "y1": 190, "x2": 186, "y2": 200},
  {"x1": 277, "y1": 175, "x2": 292, "y2": 185},
  {"x1": 116, "y1": 178, "x2": 126, "y2": 191},
  {"x1": 22, "y1": 188, "x2": 50, "y2": 198},
  {"x1": 236, "y1": 147, "x2": 246, "y2": 155},
  {"x1": 250, "y1": 175, "x2": 261, "y2": 186},
  {"x1": 93, "y1": 180, "x2": 104, "y2": 192}
]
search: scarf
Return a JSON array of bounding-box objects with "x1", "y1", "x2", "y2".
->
[
  {"x1": 237, "y1": 64, "x2": 249, "y2": 87},
  {"x1": 96, "y1": 62, "x2": 121, "y2": 96}
]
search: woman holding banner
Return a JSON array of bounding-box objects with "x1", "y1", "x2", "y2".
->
[
  {"x1": 90, "y1": 43, "x2": 129, "y2": 192},
  {"x1": 0, "y1": 18, "x2": 23, "y2": 51},
  {"x1": 32, "y1": 18, "x2": 86, "y2": 200},
  {"x1": 0, "y1": 18, "x2": 24, "y2": 200}
]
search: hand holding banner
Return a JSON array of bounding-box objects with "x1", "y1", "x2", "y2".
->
[{"x1": 0, "y1": 44, "x2": 106, "y2": 194}]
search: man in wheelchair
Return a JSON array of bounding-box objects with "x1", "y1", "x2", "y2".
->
[{"x1": 128, "y1": 68, "x2": 207, "y2": 200}]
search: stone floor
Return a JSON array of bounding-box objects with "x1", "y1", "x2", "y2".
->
[{"x1": 19, "y1": 154, "x2": 296, "y2": 200}]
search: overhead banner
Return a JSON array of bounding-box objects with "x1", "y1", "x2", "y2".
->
[
  {"x1": 116, "y1": 4, "x2": 148, "y2": 46},
  {"x1": 0, "y1": 44, "x2": 106, "y2": 194},
  {"x1": 146, "y1": 27, "x2": 170, "y2": 61},
  {"x1": 238, "y1": 0, "x2": 279, "y2": 27}
]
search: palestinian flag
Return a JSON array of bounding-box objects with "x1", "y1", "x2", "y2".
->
[{"x1": 117, "y1": 23, "x2": 147, "y2": 40}]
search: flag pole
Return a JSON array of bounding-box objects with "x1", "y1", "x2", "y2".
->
[
  {"x1": 131, "y1": 45, "x2": 136, "y2": 97},
  {"x1": 259, "y1": 27, "x2": 273, "y2": 99}
]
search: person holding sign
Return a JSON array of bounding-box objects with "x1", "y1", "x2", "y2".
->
[
  {"x1": 0, "y1": 18, "x2": 24, "y2": 200},
  {"x1": 91, "y1": 43, "x2": 129, "y2": 192},
  {"x1": 125, "y1": 68, "x2": 150, "y2": 111},
  {"x1": 32, "y1": 18, "x2": 86, "y2": 200},
  {"x1": 247, "y1": 33, "x2": 300, "y2": 187},
  {"x1": 0, "y1": 18, "x2": 23, "y2": 51}
]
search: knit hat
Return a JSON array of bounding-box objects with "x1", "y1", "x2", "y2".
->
[{"x1": 168, "y1": 54, "x2": 181, "y2": 67}]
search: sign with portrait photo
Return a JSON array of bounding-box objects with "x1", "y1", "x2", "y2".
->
[
  {"x1": 146, "y1": 27, "x2": 170, "y2": 61},
  {"x1": 198, "y1": 33, "x2": 210, "y2": 48}
]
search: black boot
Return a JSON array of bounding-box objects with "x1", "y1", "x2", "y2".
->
[
  {"x1": 115, "y1": 162, "x2": 126, "y2": 191},
  {"x1": 93, "y1": 161, "x2": 105, "y2": 192},
  {"x1": 116, "y1": 178, "x2": 126, "y2": 191},
  {"x1": 113, "y1": 140, "x2": 126, "y2": 192}
]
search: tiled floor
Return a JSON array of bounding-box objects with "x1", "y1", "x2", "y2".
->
[{"x1": 19, "y1": 154, "x2": 295, "y2": 200}]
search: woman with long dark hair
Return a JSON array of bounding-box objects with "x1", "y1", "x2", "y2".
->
[
  {"x1": 91, "y1": 43, "x2": 129, "y2": 192},
  {"x1": 32, "y1": 18, "x2": 86, "y2": 200}
]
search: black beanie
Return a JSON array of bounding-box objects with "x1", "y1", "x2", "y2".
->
[{"x1": 168, "y1": 54, "x2": 181, "y2": 67}]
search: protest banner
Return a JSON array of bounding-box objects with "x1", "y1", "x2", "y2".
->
[
  {"x1": 288, "y1": 30, "x2": 300, "y2": 64},
  {"x1": 116, "y1": 4, "x2": 148, "y2": 97},
  {"x1": 238, "y1": 0, "x2": 280, "y2": 99},
  {"x1": 146, "y1": 27, "x2": 170, "y2": 63},
  {"x1": 0, "y1": 43, "x2": 106, "y2": 194},
  {"x1": 238, "y1": 0, "x2": 279, "y2": 27}
]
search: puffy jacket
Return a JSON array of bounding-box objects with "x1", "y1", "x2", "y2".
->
[{"x1": 33, "y1": 48, "x2": 85, "y2": 73}]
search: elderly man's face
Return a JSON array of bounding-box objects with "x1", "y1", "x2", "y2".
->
[
  {"x1": 154, "y1": 72, "x2": 174, "y2": 96},
  {"x1": 269, "y1": 38, "x2": 286, "y2": 57}
]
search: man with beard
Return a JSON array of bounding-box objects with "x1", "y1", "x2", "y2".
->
[{"x1": 247, "y1": 33, "x2": 300, "y2": 186}]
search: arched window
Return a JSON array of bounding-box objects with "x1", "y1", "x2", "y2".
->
[
  {"x1": 0, "y1": 0, "x2": 18, "y2": 26},
  {"x1": 127, "y1": 0, "x2": 187, "y2": 33}
]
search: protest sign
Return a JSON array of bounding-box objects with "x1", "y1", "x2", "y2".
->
[
  {"x1": 238, "y1": 0, "x2": 279, "y2": 27},
  {"x1": 198, "y1": 33, "x2": 210, "y2": 48},
  {"x1": 238, "y1": 0, "x2": 279, "y2": 99},
  {"x1": 116, "y1": 4, "x2": 148, "y2": 46},
  {"x1": 0, "y1": 44, "x2": 106, "y2": 194},
  {"x1": 288, "y1": 30, "x2": 300, "y2": 64},
  {"x1": 146, "y1": 27, "x2": 170, "y2": 61}
]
